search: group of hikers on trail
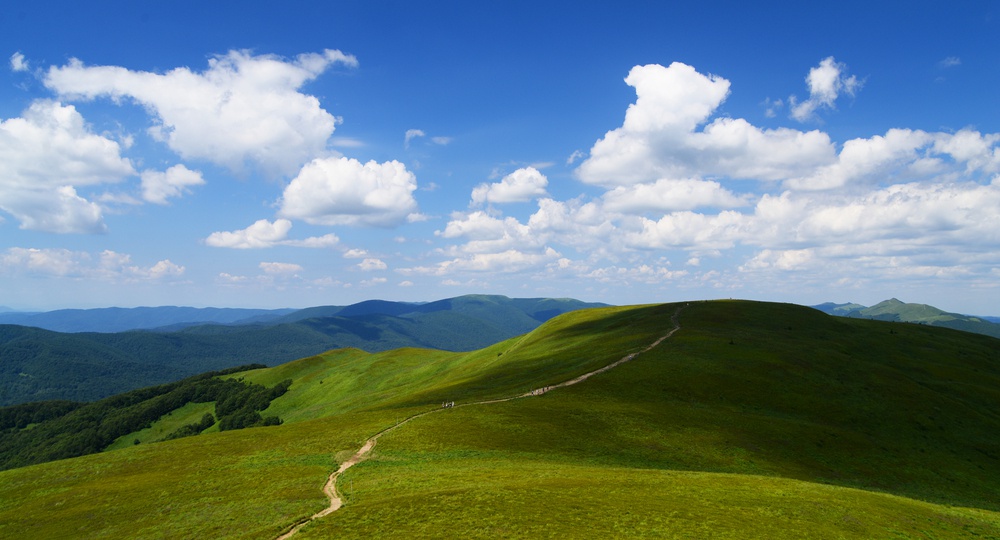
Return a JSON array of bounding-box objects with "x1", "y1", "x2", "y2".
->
[{"x1": 528, "y1": 386, "x2": 552, "y2": 396}]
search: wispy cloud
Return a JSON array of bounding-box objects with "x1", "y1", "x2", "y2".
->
[
  {"x1": 404, "y1": 128, "x2": 425, "y2": 149},
  {"x1": 938, "y1": 56, "x2": 961, "y2": 68},
  {"x1": 0, "y1": 247, "x2": 184, "y2": 281},
  {"x1": 405, "y1": 129, "x2": 452, "y2": 148}
]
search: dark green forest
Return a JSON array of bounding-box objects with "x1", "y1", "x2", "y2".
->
[{"x1": 0, "y1": 365, "x2": 290, "y2": 471}]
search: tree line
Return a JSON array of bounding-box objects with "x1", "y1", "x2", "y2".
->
[{"x1": 0, "y1": 365, "x2": 290, "y2": 471}]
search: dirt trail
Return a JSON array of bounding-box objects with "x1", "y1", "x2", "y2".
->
[{"x1": 275, "y1": 305, "x2": 685, "y2": 539}]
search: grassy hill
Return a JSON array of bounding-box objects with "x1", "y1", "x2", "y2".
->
[
  {"x1": 0, "y1": 295, "x2": 603, "y2": 406},
  {"x1": 1, "y1": 300, "x2": 998, "y2": 538}
]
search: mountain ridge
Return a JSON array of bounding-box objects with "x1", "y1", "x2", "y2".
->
[
  {"x1": 812, "y1": 298, "x2": 1000, "y2": 339},
  {"x1": 0, "y1": 295, "x2": 605, "y2": 406}
]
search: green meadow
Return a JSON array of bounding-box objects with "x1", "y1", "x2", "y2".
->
[{"x1": 1, "y1": 300, "x2": 999, "y2": 538}]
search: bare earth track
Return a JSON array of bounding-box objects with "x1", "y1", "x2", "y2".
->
[{"x1": 276, "y1": 305, "x2": 685, "y2": 539}]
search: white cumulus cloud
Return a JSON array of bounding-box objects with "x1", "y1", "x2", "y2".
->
[
  {"x1": 140, "y1": 164, "x2": 205, "y2": 204},
  {"x1": 0, "y1": 100, "x2": 135, "y2": 233},
  {"x1": 343, "y1": 248, "x2": 370, "y2": 259},
  {"x1": 789, "y1": 57, "x2": 861, "y2": 122},
  {"x1": 786, "y1": 129, "x2": 934, "y2": 190},
  {"x1": 357, "y1": 258, "x2": 388, "y2": 271},
  {"x1": 205, "y1": 218, "x2": 339, "y2": 249},
  {"x1": 412, "y1": 60, "x2": 1000, "y2": 300},
  {"x1": 787, "y1": 128, "x2": 1000, "y2": 191},
  {"x1": 932, "y1": 129, "x2": 1000, "y2": 173},
  {"x1": 576, "y1": 62, "x2": 836, "y2": 186},
  {"x1": 470, "y1": 167, "x2": 548, "y2": 205},
  {"x1": 144, "y1": 259, "x2": 185, "y2": 280},
  {"x1": 438, "y1": 211, "x2": 543, "y2": 254},
  {"x1": 279, "y1": 157, "x2": 418, "y2": 227},
  {"x1": 45, "y1": 49, "x2": 358, "y2": 177}
]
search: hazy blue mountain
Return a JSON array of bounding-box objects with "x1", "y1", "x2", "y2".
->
[
  {"x1": 813, "y1": 298, "x2": 1000, "y2": 339},
  {"x1": 808, "y1": 302, "x2": 866, "y2": 317},
  {"x1": 0, "y1": 307, "x2": 296, "y2": 333},
  {"x1": 0, "y1": 295, "x2": 605, "y2": 406}
]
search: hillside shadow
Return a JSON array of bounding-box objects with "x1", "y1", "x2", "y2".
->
[
  {"x1": 551, "y1": 303, "x2": 679, "y2": 340},
  {"x1": 302, "y1": 317, "x2": 383, "y2": 341}
]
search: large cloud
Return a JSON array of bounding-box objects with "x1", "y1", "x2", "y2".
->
[
  {"x1": 278, "y1": 157, "x2": 418, "y2": 227},
  {"x1": 418, "y1": 59, "x2": 1000, "y2": 301},
  {"x1": 45, "y1": 49, "x2": 358, "y2": 177},
  {"x1": 575, "y1": 62, "x2": 836, "y2": 186},
  {"x1": 0, "y1": 100, "x2": 135, "y2": 233}
]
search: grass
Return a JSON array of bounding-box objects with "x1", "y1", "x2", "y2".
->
[
  {"x1": 231, "y1": 303, "x2": 674, "y2": 425},
  {"x1": 301, "y1": 459, "x2": 1000, "y2": 539},
  {"x1": 2, "y1": 300, "x2": 999, "y2": 538},
  {"x1": 104, "y1": 401, "x2": 216, "y2": 450},
  {"x1": 0, "y1": 409, "x2": 419, "y2": 539}
]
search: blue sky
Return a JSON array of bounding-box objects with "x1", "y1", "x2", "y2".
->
[{"x1": 2, "y1": 1, "x2": 999, "y2": 314}]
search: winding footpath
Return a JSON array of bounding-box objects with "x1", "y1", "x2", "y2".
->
[{"x1": 275, "y1": 305, "x2": 686, "y2": 539}]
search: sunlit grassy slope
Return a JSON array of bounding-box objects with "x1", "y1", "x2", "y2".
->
[{"x1": 2, "y1": 300, "x2": 999, "y2": 539}]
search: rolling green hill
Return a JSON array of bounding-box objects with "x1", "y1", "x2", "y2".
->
[
  {"x1": 1, "y1": 300, "x2": 998, "y2": 538},
  {"x1": 0, "y1": 295, "x2": 603, "y2": 406}
]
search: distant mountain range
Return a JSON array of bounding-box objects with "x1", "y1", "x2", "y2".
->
[
  {"x1": 0, "y1": 295, "x2": 604, "y2": 406},
  {"x1": 0, "y1": 306, "x2": 297, "y2": 333},
  {"x1": 812, "y1": 298, "x2": 1000, "y2": 339}
]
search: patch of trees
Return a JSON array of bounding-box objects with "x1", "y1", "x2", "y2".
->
[
  {"x1": 0, "y1": 364, "x2": 291, "y2": 471},
  {"x1": 216, "y1": 378, "x2": 290, "y2": 431},
  {"x1": 0, "y1": 400, "x2": 82, "y2": 431}
]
